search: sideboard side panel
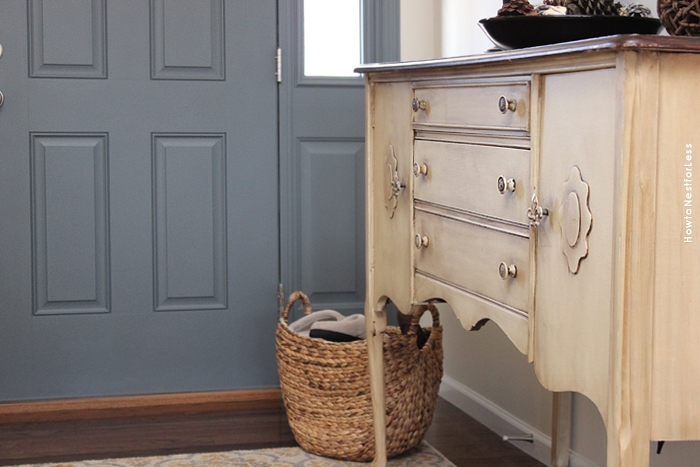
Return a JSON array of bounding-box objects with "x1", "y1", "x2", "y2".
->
[
  {"x1": 651, "y1": 53, "x2": 700, "y2": 441},
  {"x1": 366, "y1": 79, "x2": 414, "y2": 314}
]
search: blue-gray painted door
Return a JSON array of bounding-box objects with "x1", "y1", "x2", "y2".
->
[
  {"x1": 278, "y1": 0, "x2": 399, "y2": 316},
  {"x1": 0, "y1": 0, "x2": 279, "y2": 401}
]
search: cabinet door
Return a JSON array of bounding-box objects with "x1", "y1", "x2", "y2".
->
[{"x1": 533, "y1": 68, "x2": 619, "y2": 417}]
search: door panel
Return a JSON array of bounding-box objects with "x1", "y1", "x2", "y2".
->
[
  {"x1": 0, "y1": 0, "x2": 278, "y2": 401},
  {"x1": 150, "y1": 0, "x2": 225, "y2": 80},
  {"x1": 152, "y1": 133, "x2": 228, "y2": 311},
  {"x1": 299, "y1": 139, "x2": 364, "y2": 302},
  {"x1": 28, "y1": 0, "x2": 107, "y2": 79},
  {"x1": 31, "y1": 133, "x2": 110, "y2": 315}
]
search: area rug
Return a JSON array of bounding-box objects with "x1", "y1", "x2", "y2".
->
[{"x1": 10, "y1": 441, "x2": 456, "y2": 467}]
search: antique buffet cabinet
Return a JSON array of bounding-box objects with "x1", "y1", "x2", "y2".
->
[{"x1": 358, "y1": 36, "x2": 700, "y2": 467}]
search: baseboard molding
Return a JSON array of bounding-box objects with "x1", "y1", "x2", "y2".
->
[
  {"x1": 0, "y1": 388, "x2": 284, "y2": 424},
  {"x1": 439, "y1": 376, "x2": 599, "y2": 467}
]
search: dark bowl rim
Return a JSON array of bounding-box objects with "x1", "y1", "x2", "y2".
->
[
  {"x1": 478, "y1": 15, "x2": 663, "y2": 50},
  {"x1": 479, "y1": 15, "x2": 662, "y2": 24}
]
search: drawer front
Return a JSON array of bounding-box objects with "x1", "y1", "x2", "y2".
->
[
  {"x1": 413, "y1": 82, "x2": 530, "y2": 131},
  {"x1": 414, "y1": 140, "x2": 530, "y2": 225},
  {"x1": 414, "y1": 210, "x2": 529, "y2": 311}
]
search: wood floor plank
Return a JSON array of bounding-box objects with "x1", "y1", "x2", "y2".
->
[{"x1": 0, "y1": 397, "x2": 545, "y2": 467}]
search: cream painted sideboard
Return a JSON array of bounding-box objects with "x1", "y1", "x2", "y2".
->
[{"x1": 358, "y1": 36, "x2": 700, "y2": 467}]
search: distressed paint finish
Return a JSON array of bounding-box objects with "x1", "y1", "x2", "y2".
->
[{"x1": 359, "y1": 36, "x2": 700, "y2": 467}]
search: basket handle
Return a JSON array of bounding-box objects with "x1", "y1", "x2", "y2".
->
[
  {"x1": 280, "y1": 290, "x2": 313, "y2": 324},
  {"x1": 406, "y1": 302, "x2": 440, "y2": 336},
  {"x1": 406, "y1": 303, "x2": 440, "y2": 351}
]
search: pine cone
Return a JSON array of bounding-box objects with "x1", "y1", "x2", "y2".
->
[
  {"x1": 566, "y1": 0, "x2": 621, "y2": 15},
  {"x1": 537, "y1": 4, "x2": 568, "y2": 15},
  {"x1": 544, "y1": 0, "x2": 567, "y2": 5},
  {"x1": 498, "y1": 0, "x2": 537, "y2": 16},
  {"x1": 620, "y1": 3, "x2": 652, "y2": 17}
]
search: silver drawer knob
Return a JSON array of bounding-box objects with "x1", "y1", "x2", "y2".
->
[
  {"x1": 412, "y1": 97, "x2": 427, "y2": 112},
  {"x1": 413, "y1": 162, "x2": 429, "y2": 177},
  {"x1": 498, "y1": 262, "x2": 517, "y2": 280},
  {"x1": 415, "y1": 234, "x2": 430, "y2": 249},
  {"x1": 498, "y1": 95, "x2": 517, "y2": 114},
  {"x1": 497, "y1": 176, "x2": 516, "y2": 194}
]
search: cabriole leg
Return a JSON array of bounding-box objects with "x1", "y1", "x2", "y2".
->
[
  {"x1": 606, "y1": 428, "x2": 650, "y2": 467},
  {"x1": 367, "y1": 302, "x2": 388, "y2": 467}
]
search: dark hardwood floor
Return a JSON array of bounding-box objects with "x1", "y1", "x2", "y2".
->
[
  {"x1": 424, "y1": 399, "x2": 546, "y2": 467},
  {"x1": 0, "y1": 397, "x2": 545, "y2": 466}
]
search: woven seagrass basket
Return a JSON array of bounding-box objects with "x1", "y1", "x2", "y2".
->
[
  {"x1": 276, "y1": 291, "x2": 443, "y2": 462},
  {"x1": 658, "y1": 0, "x2": 700, "y2": 35}
]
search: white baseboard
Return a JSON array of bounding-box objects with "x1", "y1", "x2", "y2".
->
[{"x1": 438, "y1": 376, "x2": 599, "y2": 467}]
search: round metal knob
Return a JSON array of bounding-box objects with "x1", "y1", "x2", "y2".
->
[
  {"x1": 415, "y1": 234, "x2": 429, "y2": 249},
  {"x1": 0, "y1": 91, "x2": 4, "y2": 108},
  {"x1": 413, "y1": 162, "x2": 428, "y2": 177},
  {"x1": 412, "y1": 97, "x2": 427, "y2": 112},
  {"x1": 498, "y1": 262, "x2": 517, "y2": 280},
  {"x1": 497, "y1": 176, "x2": 516, "y2": 194},
  {"x1": 0, "y1": 43, "x2": 3, "y2": 59},
  {"x1": 498, "y1": 95, "x2": 517, "y2": 114}
]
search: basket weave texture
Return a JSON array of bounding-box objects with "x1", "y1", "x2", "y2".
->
[
  {"x1": 276, "y1": 291, "x2": 443, "y2": 462},
  {"x1": 658, "y1": 0, "x2": 700, "y2": 35}
]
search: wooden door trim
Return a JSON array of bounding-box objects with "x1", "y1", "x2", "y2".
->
[{"x1": 0, "y1": 389, "x2": 283, "y2": 424}]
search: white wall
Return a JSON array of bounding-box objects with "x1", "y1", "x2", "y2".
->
[
  {"x1": 440, "y1": 0, "x2": 503, "y2": 56},
  {"x1": 401, "y1": 0, "x2": 501, "y2": 60},
  {"x1": 400, "y1": 1, "x2": 700, "y2": 466},
  {"x1": 399, "y1": 0, "x2": 442, "y2": 61},
  {"x1": 403, "y1": 0, "x2": 660, "y2": 59}
]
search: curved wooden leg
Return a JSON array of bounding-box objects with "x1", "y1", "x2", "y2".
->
[
  {"x1": 366, "y1": 303, "x2": 387, "y2": 467},
  {"x1": 606, "y1": 427, "x2": 650, "y2": 467}
]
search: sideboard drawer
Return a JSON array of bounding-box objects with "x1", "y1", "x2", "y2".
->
[
  {"x1": 414, "y1": 210, "x2": 529, "y2": 311},
  {"x1": 414, "y1": 140, "x2": 530, "y2": 225},
  {"x1": 413, "y1": 82, "x2": 530, "y2": 131}
]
